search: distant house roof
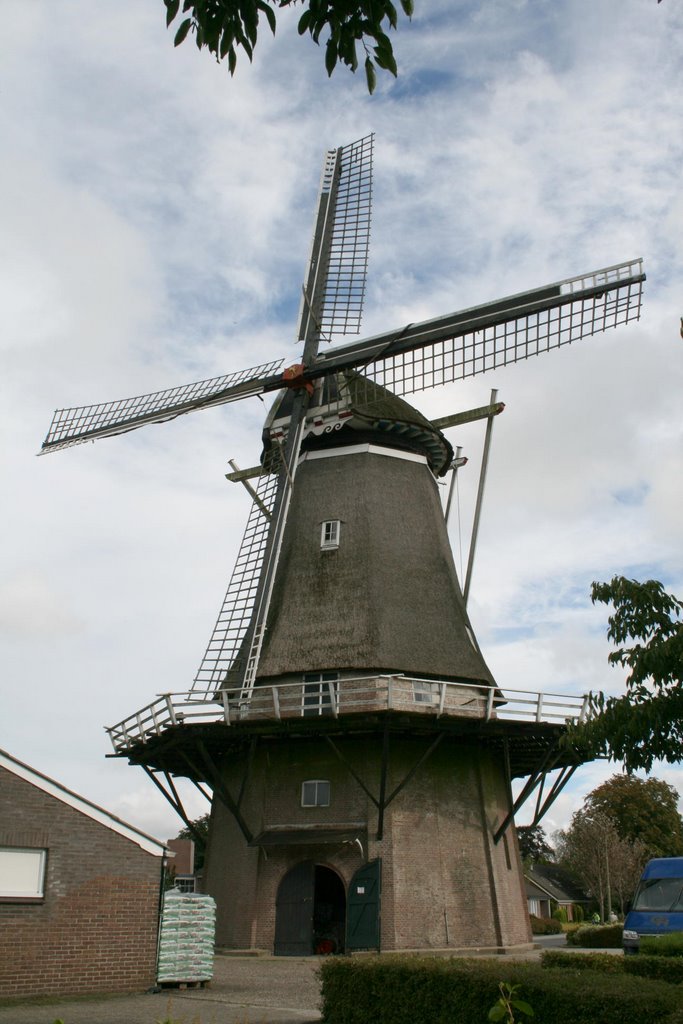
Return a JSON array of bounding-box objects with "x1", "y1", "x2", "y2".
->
[
  {"x1": 524, "y1": 863, "x2": 589, "y2": 904},
  {"x1": 0, "y1": 748, "x2": 168, "y2": 857}
]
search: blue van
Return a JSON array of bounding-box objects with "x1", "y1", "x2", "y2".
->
[{"x1": 623, "y1": 857, "x2": 683, "y2": 954}]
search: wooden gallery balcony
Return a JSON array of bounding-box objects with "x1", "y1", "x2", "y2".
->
[{"x1": 106, "y1": 675, "x2": 590, "y2": 757}]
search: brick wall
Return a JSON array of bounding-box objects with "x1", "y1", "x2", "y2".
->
[
  {"x1": 203, "y1": 732, "x2": 531, "y2": 952},
  {"x1": 0, "y1": 766, "x2": 163, "y2": 999}
]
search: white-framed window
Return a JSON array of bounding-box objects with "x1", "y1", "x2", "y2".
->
[
  {"x1": 174, "y1": 876, "x2": 196, "y2": 893},
  {"x1": 412, "y1": 680, "x2": 439, "y2": 705},
  {"x1": 302, "y1": 672, "x2": 339, "y2": 717},
  {"x1": 301, "y1": 780, "x2": 331, "y2": 808},
  {"x1": 320, "y1": 520, "x2": 340, "y2": 550},
  {"x1": 0, "y1": 847, "x2": 47, "y2": 899}
]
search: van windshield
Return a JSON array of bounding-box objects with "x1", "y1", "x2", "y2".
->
[{"x1": 633, "y1": 877, "x2": 683, "y2": 912}]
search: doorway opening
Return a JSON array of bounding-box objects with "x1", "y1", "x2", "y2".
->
[
  {"x1": 313, "y1": 865, "x2": 346, "y2": 954},
  {"x1": 273, "y1": 861, "x2": 346, "y2": 955}
]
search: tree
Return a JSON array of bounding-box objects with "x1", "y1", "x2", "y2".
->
[
  {"x1": 555, "y1": 809, "x2": 647, "y2": 920},
  {"x1": 176, "y1": 812, "x2": 210, "y2": 871},
  {"x1": 517, "y1": 824, "x2": 554, "y2": 864},
  {"x1": 164, "y1": 0, "x2": 415, "y2": 93},
  {"x1": 573, "y1": 577, "x2": 683, "y2": 772},
  {"x1": 585, "y1": 774, "x2": 683, "y2": 860}
]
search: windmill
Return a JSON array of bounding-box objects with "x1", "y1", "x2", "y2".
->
[{"x1": 43, "y1": 135, "x2": 644, "y2": 954}]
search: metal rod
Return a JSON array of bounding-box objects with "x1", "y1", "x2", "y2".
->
[
  {"x1": 464, "y1": 389, "x2": 498, "y2": 606},
  {"x1": 444, "y1": 446, "x2": 462, "y2": 527}
]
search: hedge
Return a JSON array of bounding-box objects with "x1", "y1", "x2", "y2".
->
[
  {"x1": 541, "y1": 950, "x2": 624, "y2": 974},
  {"x1": 319, "y1": 956, "x2": 681, "y2": 1024},
  {"x1": 566, "y1": 923, "x2": 623, "y2": 947},
  {"x1": 626, "y1": 955, "x2": 683, "y2": 984},
  {"x1": 528, "y1": 914, "x2": 563, "y2": 935},
  {"x1": 640, "y1": 932, "x2": 683, "y2": 957},
  {"x1": 541, "y1": 949, "x2": 683, "y2": 984}
]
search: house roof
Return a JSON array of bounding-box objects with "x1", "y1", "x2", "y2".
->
[
  {"x1": 524, "y1": 863, "x2": 589, "y2": 903},
  {"x1": 0, "y1": 748, "x2": 169, "y2": 857}
]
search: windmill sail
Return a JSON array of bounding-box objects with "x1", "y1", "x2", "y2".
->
[
  {"x1": 192, "y1": 457, "x2": 280, "y2": 700},
  {"x1": 318, "y1": 259, "x2": 645, "y2": 399},
  {"x1": 41, "y1": 359, "x2": 284, "y2": 453},
  {"x1": 193, "y1": 136, "x2": 376, "y2": 700}
]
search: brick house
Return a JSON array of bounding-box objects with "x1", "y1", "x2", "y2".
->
[
  {"x1": 525, "y1": 863, "x2": 589, "y2": 922},
  {"x1": 0, "y1": 748, "x2": 168, "y2": 999}
]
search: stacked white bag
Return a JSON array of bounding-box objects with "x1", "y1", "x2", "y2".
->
[{"x1": 157, "y1": 889, "x2": 216, "y2": 983}]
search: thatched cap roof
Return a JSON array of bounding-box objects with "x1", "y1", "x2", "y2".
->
[{"x1": 263, "y1": 372, "x2": 453, "y2": 476}]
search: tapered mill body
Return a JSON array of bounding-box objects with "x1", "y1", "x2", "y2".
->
[{"x1": 201, "y1": 378, "x2": 530, "y2": 954}]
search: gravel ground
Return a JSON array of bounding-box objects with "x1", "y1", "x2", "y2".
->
[{"x1": 0, "y1": 955, "x2": 324, "y2": 1024}]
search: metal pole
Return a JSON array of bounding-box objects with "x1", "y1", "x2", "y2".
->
[
  {"x1": 444, "y1": 446, "x2": 462, "y2": 526},
  {"x1": 463, "y1": 389, "x2": 498, "y2": 607}
]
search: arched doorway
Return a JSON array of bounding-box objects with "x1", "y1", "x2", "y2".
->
[{"x1": 274, "y1": 862, "x2": 346, "y2": 955}]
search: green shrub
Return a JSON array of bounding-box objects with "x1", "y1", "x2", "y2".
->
[
  {"x1": 528, "y1": 914, "x2": 562, "y2": 935},
  {"x1": 640, "y1": 932, "x2": 683, "y2": 957},
  {"x1": 541, "y1": 950, "x2": 624, "y2": 974},
  {"x1": 566, "y1": 924, "x2": 623, "y2": 948},
  {"x1": 572, "y1": 904, "x2": 584, "y2": 923},
  {"x1": 552, "y1": 906, "x2": 568, "y2": 923},
  {"x1": 319, "y1": 956, "x2": 680, "y2": 1024},
  {"x1": 625, "y1": 954, "x2": 683, "y2": 984}
]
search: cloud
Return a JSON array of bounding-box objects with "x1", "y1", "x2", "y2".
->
[{"x1": 2, "y1": 0, "x2": 682, "y2": 840}]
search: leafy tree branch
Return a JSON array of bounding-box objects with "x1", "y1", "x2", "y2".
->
[
  {"x1": 164, "y1": 0, "x2": 415, "y2": 92},
  {"x1": 570, "y1": 576, "x2": 683, "y2": 772}
]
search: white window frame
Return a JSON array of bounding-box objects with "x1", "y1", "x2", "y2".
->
[
  {"x1": 412, "y1": 680, "x2": 439, "y2": 705},
  {"x1": 320, "y1": 520, "x2": 340, "y2": 550},
  {"x1": 302, "y1": 672, "x2": 339, "y2": 717},
  {"x1": 0, "y1": 847, "x2": 47, "y2": 899},
  {"x1": 301, "y1": 780, "x2": 331, "y2": 808}
]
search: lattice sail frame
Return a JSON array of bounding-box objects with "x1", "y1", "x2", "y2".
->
[
  {"x1": 296, "y1": 134, "x2": 373, "y2": 345},
  {"x1": 192, "y1": 456, "x2": 280, "y2": 699},
  {"x1": 318, "y1": 133, "x2": 373, "y2": 337},
  {"x1": 334, "y1": 260, "x2": 644, "y2": 400},
  {"x1": 42, "y1": 359, "x2": 283, "y2": 453}
]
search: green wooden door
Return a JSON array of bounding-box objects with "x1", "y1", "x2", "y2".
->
[{"x1": 346, "y1": 858, "x2": 381, "y2": 951}]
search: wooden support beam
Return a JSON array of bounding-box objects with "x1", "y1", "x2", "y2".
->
[
  {"x1": 431, "y1": 401, "x2": 505, "y2": 431},
  {"x1": 376, "y1": 724, "x2": 391, "y2": 841},
  {"x1": 493, "y1": 739, "x2": 562, "y2": 844},
  {"x1": 194, "y1": 739, "x2": 254, "y2": 844},
  {"x1": 324, "y1": 735, "x2": 379, "y2": 808},
  {"x1": 140, "y1": 764, "x2": 206, "y2": 847}
]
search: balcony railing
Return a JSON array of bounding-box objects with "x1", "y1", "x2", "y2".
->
[{"x1": 106, "y1": 675, "x2": 590, "y2": 754}]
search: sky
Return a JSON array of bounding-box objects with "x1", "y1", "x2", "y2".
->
[{"x1": 2, "y1": 0, "x2": 682, "y2": 846}]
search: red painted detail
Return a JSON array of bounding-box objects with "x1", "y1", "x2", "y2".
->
[{"x1": 282, "y1": 364, "x2": 314, "y2": 396}]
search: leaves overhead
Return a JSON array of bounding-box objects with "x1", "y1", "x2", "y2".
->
[
  {"x1": 570, "y1": 577, "x2": 683, "y2": 772},
  {"x1": 163, "y1": 0, "x2": 414, "y2": 92}
]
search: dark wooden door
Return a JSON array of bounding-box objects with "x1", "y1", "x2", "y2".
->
[
  {"x1": 274, "y1": 861, "x2": 315, "y2": 955},
  {"x1": 346, "y1": 858, "x2": 381, "y2": 951}
]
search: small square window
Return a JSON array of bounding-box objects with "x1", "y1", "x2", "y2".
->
[
  {"x1": 321, "y1": 520, "x2": 340, "y2": 550},
  {"x1": 301, "y1": 780, "x2": 331, "y2": 807},
  {"x1": 412, "y1": 680, "x2": 438, "y2": 705},
  {"x1": 0, "y1": 847, "x2": 47, "y2": 899}
]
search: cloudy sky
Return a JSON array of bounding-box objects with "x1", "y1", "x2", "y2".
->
[{"x1": 2, "y1": 0, "x2": 682, "y2": 845}]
